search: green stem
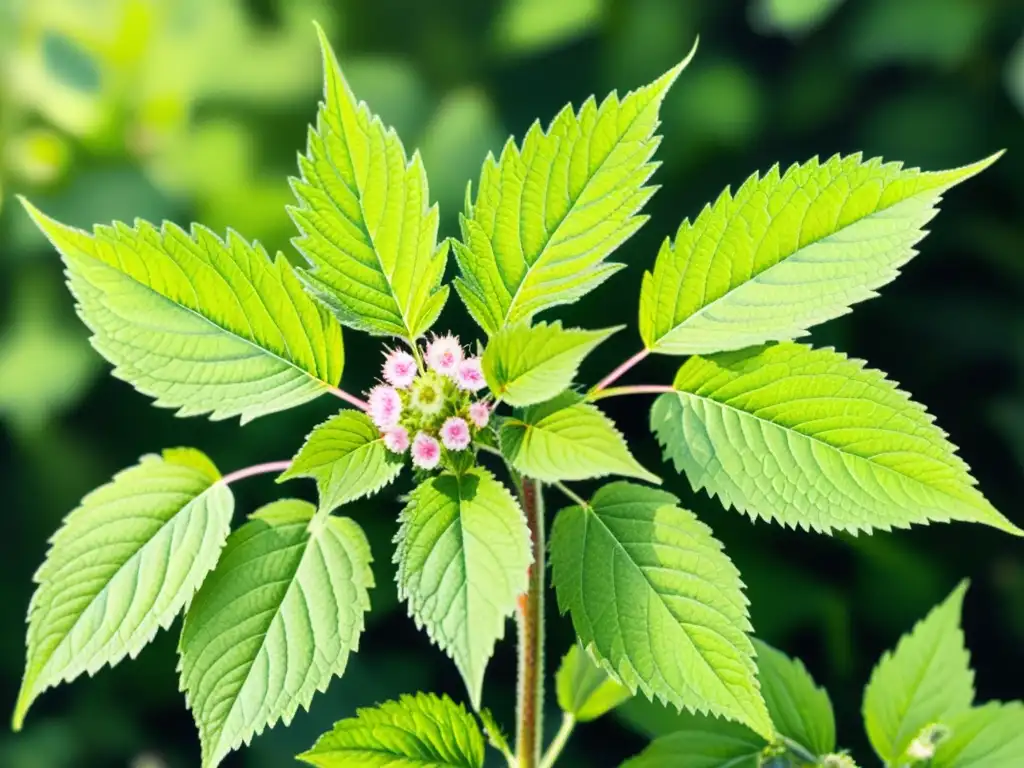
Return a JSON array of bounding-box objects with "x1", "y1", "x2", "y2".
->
[
  {"x1": 515, "y1": 476, "x2": 546, "y2": 768},
  {"x1": 539, "y1": 714, "x2": 575, "y2": 768},
  {"x1": 553, "y1": 481, "x2": 587, "y2": 508},
  {"x1": 779, "y1": 736, "x2": 820, "y2": 765},
  {"x1": 586, "y1": 384, "x2": 674, "y2": 402}
]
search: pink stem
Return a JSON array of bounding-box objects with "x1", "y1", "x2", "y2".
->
[
  {"x1": 591, "y1": 349, "x2": 650, "y2": 393},
  {"x1": 588, "y1": 384, "x2": 675, "y2": 402},
  {"x1": 326, "y1": 384, "x2": 369, "y2": 411},
  {"x1": 219, "y1": 460, "x2": 292, "y2": 486}
]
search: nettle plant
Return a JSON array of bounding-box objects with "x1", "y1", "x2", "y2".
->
[{"x1": 10, "y1": 26, "x2": 1023, "y2": 768}]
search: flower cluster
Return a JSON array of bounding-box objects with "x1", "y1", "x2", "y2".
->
[{"x1": 366, "y1": 334, "x2": 490, "y2": 471}]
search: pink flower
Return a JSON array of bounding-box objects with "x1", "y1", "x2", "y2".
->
[
  {"x1": 367, "y1": 384, "x2": 402, "y2": 429},
  {"x1": 440, "y1": 417, "x2": 471, "y2": 451},
  {"x1": 383, "y1": 426, "x2": 410, "y2": 454},
  {"x1": 411, "y1": 432, "x2": 441, "y2": 470},
  {"x1": 382, "y1": 348, "x2": 417, "y2": 389},
  {"x1": 456, "y1": 357, "x2": 486, "y2": 392},
  {"x1": 426, "y1": 333, "x2": 463, "y2": 377},
  {"x1": 468, "y1": 401, "x2": 490, "y2": 429}
]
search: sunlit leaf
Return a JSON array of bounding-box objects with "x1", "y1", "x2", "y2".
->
[
  {"x1": 14, "y1": 448, "x2": 233, "y2": 730},
  {"x1": 639, "y1": 153, "x2": 999, "y2": 356},
  {"x1": 556, "y1": 644, "x2": 632, "y2": 722},
  {"x1": 299, "y1": 692, "x2": 485, "y2": 767},
  {"x1": 550, "y1": 482, "x2": 772, "y2": 738},
  {"x1": 395, "y1": 469, "x2": 531, "y2": 709},
  {"x1": 179, "y1": 499, "x2": 373, "y2": 768},
  {"x1": 862, "y1": 581, "x2": 974, "y2": 763},
  {"x1": 652, "y1": 343, "x2": 1021, "y2": 535},
  {"x1": 21, "y1": 199, "x2": 344, "y2": 423},
  {"x1": 289, "y1": 25, "x2": 449, "y2": 340},
  {"x1": 280, "y1": 410, "x2": 404, "y2": 512},
  {"x1": 501, "y1": 392, "x2": 659, "y2": 483},
  {"x1": 483, "y1": 321, "x2": 619, "y2": 406},
  {"x1": 454, "y1": 53, "x2": 694, "y2": 335},
  {"x1": 934, "y1": 702, "x2": 1024, "y2": 768}
]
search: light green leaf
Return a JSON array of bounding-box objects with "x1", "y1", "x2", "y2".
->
[
  {"x1": 500, "y1": 392, "x2": 659, "y2": 483},
  {"x1": 862, "y1": 581, "x2": 974, "y2": 763},
  {"x1": 298, "y1": 692, "x2": 485, "y2": 768},
  {"x1": 550, "y1": 482, "x2": 772, "y2": 739},
  {"x1": 639, "y1": 153, "x2": 1000, "y2": 356},
  {"x1": 933, "y1": 702, "x2": 1024, "y2": 767},
  {"x1": 279, "y1": 410, "x2": 404, "y2": 511},
  {"x1": 289, "y1": 24, "x2": 449, "y2": 339},
  {"x1": 179, "y1": 499, "x2": 373, "y2": 768},
  {"x1": 453, "y1": 52, "x2": 695, "y2": 335},
  {"x1": 753, "y1": 638, "x2": 836, "y2": 756},
  {"x1": 651, "y1": 342, "x2": 1021, "y2": 535},
  {"x1": 21, "y1": 199, "x2": 344, "y2": 423},
  {"x1": 478, "y1": 708, "x2": 513, "y2": 761},
  {"x1": 493, "y1": 0, "x2": 604, "y2": 57},
  {"x1": 483, "y1": 321, "x2": 620, "y2": 406},
  {"x1": 14, "y1": 448, "x2": 233, "y2": 730},
  {"x1": 557, "y1": 644, "x2": 632, "y2": 722},
  {"x1": 395, "y1": 468, "x2": 531, "y2": 709},
  {"x1": 619, "y1": 722, "x2": 766, "y2": 768}
]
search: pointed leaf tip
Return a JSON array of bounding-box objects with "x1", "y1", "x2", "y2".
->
[{"x1": 661, "y1": 36, "x2": 700, "y2": 90}]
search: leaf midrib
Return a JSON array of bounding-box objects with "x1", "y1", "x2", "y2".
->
[
  {"x1": 499, "y1": 101, "x2": 656, "y2": 328},
  {"x1": 579, "y1": 505, "x2": 760, "y2": 728},
  {"x1": 673, "y1": 390, "x2": 987, "y2": 521},
  {"x1": 30, "y1": 478, "x2": 220, "y2": 691},
  {"x1": 648, "y1": 178, "x2": 941, "y2": 349},
  {"x1": 319, "y1": 69, "x2": 421, "y2": 340},
  {"x1": 204, "y1": 524, "x2": 324, "y2": 760},
  {"x1": 83, "y1": 257, "x2": 335, "y2": 394}
]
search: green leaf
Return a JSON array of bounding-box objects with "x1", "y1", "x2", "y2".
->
[
  {"x1": 556, "y1": 644, "x2": 633, "y2": 722},
  {"x1": 651, "y1": 342, "x2": 1021, "y2": 535},
  {"x1": 753, "y1": 638, "x2": 836, "y2": 756},
  {"x1": 639, "y1": 153, "x2": 1000, "y2": 356},
  {"x1": 279, "y1": 410, "x2": 404, "y2": 511},
  {"x1": 179, "y1": 499, "x2": 373, "y2": 768},
  {"x1": 395, "y1": 468, "x2": 531, "y2": 709},
  {"x1": 14, "y1": 448, "x2": 233, "y2": 730},
  {"x1": 862, "y1": 581, "x2": 974, "y2": 763},
  {"x1": 550, "y1": 482, "x2": 772, "y2": 739},
  {"x1": 478, "y1": 708, "x2": 513, "y2": 761},
  {"x1": 298, "y1": 692, "x2": 486, "y2": 768},
  {"x1": 453, "y1": 52, "x2": 694, "y2": 335},
  {"x1": 619, "y1": 717, "x2": 766, "y2": 768},
  {"x1": 21, "y1": 199, "x2": 344, "y2": 423},
  {"x1": 289, "y1": 24, "x2": 449, "y2": 339},
  {"x1": 500, "y1": 392, "x2": 659, "y2": 483},
  {"x1": 483, "y1": 321, "x2": 620, "y2": 406},
  {"x1": 933, "y1": 702, "x2": 1024, "y2": 767}
]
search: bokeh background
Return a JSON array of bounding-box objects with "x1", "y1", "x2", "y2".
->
[{"x1": 1, "y1": 0, "x2": 1023, "y2": 765}]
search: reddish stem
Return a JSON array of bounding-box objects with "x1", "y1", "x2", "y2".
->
[
  {"x1": 219, "y1": 460, "x2": 292, "y2": 486},
  {"x1": 516, "y1": 477, "x2": 545, "y2": 768},
  {"x1": 591, "y1": 348, "x2": 650, "y2": 393},
  {"x1": 326, "y1": 384, "x2": 369, "y2": 411}
]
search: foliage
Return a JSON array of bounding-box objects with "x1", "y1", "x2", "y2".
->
[{"x1": 5, "y1": 7, "x2": 1023, "y2": 768}]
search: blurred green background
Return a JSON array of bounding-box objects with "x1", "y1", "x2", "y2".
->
[{"x1": 1, "y1": 0, "x2": 1023, "y2": 765}]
